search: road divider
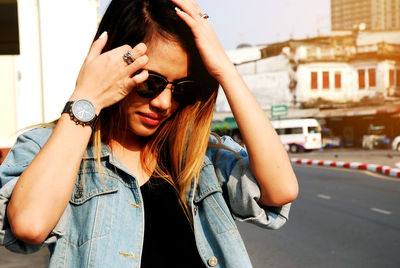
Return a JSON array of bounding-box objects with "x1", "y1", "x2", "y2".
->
[{"x1": 291, "y1": 158, "x2": 400, "y2": 179}]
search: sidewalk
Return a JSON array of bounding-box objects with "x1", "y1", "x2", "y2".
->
[{"x1": 289, "y1": 148, "x2": 400, "y2": 178}]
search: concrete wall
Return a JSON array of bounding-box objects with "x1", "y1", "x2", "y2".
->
[
  {"x1": 0, "y1": 0, "x2": 99, "y2": 148},
  {"x1": 15, "y1": 0, "x2": 44, "y2": 131},
  {"x1": 226, "y1": 45, "x2": 264, "y2": 65},
  {"x1": 0, "y1": 56, "x2": 17, "y2": 147},
  {"x1": 357, "y1": 30, "x2": 400, "y2": 45},
  {"x1": 37, "y1": 0, "x2": 99, "y2": 122},
  {"x1": 297, "y1": 59, "x2": 397, "y2": 104},
  {"x1": 297, "y1": 62, "x2": 356, "y2": 103},
  {"x1": 215, "y1": 54, "x2": 292, "y2": 112}
]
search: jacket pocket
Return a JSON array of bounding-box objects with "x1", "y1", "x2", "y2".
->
[
  {"x1": 194, "y1": 183, "x2": 236, "y2": 234},
  {"x1": 64, "y1": 172, "x2": 118, "y2": 247}
]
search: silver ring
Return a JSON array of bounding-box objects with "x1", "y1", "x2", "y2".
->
[
  {"x1": 199, "y1": 12, "x2": 209, "y2": 19},
  {"x1": 123, "y1": 51, "x2": 134, "y2": 65}
]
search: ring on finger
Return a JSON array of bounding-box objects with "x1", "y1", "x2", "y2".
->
[
  {"x1": 123, "y1": 51, "x2": 134, "y2": 65},
  {"x1": 199, "y1": 12, "x2": 209, "y2": 19}
]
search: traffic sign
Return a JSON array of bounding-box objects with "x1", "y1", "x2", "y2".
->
[{"x1": 271, "y1": 105, "x2": 288, "y2": 118}]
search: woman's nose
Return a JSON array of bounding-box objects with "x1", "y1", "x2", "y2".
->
[{"x1": 149, "y1": 85, "x2": 174, "y2": 111}]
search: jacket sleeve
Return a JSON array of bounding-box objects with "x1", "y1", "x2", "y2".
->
[
  {"x1": 209, "y1": 135, "x2": 291, "y2": 230},
  {"x1": 0, "y1": 127, "x2": 68, "y2": 254}
]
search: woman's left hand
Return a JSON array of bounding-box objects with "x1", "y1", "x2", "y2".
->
[
  {"x1": 172, "y1": 0, "x2": 298, "y2": 207},
  {"x1": 171, "y1": 0, "x2": 235, "y2": 81}
]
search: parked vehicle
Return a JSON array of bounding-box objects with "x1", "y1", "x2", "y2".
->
[
  {"x1": 271, "y1": 118, "x2": 322, "y2": 153},
  {"x1": 392, "y1": 136, "x2": 400, "y2": 151},
  {"x1": 362, "y1": 125, "x2": 391, "y2": 150},
  {"x1": 211, "y1": 117, "x2": 243, "y2": 145},
  {"x1": 321, "y1": 127, "x2": 342, "y2": 148}
]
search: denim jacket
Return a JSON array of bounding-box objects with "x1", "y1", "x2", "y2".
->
[{"x1": 0, "y1": 127, "x2": 290, "y2": 268}]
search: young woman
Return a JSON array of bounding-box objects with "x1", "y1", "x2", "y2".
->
[{"x1": 0, "y1": 0, "x2": 298, "y2": 267}]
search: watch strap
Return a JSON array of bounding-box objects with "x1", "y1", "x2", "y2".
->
[{"x1": 62, "y1": 101, "x2": 73, "y2": 114}]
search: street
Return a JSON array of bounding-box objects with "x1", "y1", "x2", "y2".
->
[
  {"x1": 239, "y1": 165, "x2": 400, "y2": 268},
  {"x1": 1, "y1": 165, "x2": 400, "y2": 267}
]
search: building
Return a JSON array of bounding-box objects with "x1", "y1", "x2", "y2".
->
[
  {"x1": 216, "y1": 31, "x2": 400, "y2": 147},
  {"x1": 331, "y1": 0, "x2": 400, "y2": 31},
  {"x1": 0, "y1": 0, "x2": 99, "y2": 157}
]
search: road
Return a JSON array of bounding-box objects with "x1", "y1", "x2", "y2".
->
[
  {"x1": 1, "y1": 165, "x2": 400, "y2": 267},
  {"x1": 238, "y1": 165, "x2": 400, "y2": 268}
]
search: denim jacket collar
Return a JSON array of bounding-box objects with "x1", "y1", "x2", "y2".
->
[
  {"x1": 82, "y1": 142, "x2": 112, "y2": 160},
  {"x1": 79, "y1": 143, "x2": 222, "y2": 204}
]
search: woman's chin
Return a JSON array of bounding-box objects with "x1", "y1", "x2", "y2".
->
[{"x1": 127, "y1": 125, "x2": 158, "y2": 138}]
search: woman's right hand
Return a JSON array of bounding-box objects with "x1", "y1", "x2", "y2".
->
[{"x1": 71, "y1": 32, "x2": 149, "y2": 114}]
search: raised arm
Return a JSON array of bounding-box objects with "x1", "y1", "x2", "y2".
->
[
  {"x1": 172, "y1": 0, "x2": 298, "y2": 206},
  {"x1": 7, "y1": 33, "x2": 149, "y2": 244}
]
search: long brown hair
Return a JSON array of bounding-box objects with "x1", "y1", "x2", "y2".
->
[{"x1": 92, "y1": 0, "x2": 219, "y2": 215}]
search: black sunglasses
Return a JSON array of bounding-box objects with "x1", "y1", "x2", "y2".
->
[{"x1": 136, "y1": 70, "x2": 200, "y2": 103}]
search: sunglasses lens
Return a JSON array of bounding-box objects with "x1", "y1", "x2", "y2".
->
[
  {"x1": 136, "y1": 75, "x2": 166, "y2": 98},
  {"x1": 173, "y1": 81, "x2": 198, "y2": 103},
  {"x1": 136, "y1": 73, "x2": 200, "y2": 103}
]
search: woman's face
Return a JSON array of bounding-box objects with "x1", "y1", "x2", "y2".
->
[{"x1": 120, "y1": 37, "x2": 188, "y2": 138}]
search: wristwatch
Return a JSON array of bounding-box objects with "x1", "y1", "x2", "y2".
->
[{"x1": 62, "y1": 99, "x2": 98, "y2": 129}]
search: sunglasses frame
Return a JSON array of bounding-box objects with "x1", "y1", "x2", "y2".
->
[{"x1": 136, "y1": 70, "x2": 198, "y2": 103}]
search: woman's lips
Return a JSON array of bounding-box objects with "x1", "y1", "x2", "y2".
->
[{"x1": 137, "y1": 112, "x2": 165, "y2": 127}]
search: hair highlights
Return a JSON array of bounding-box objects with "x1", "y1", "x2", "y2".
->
[{"x1": 91, "y1": 0, "x2": 219, "y2": 218}]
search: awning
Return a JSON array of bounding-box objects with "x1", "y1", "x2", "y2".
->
[{"x1": 211, "y1": 117, "x2": 238, "y2": 131}]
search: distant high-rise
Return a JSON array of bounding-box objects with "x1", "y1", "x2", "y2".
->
[{"x1": 331, "y1": 0, "x2": 400, "y2": 30}]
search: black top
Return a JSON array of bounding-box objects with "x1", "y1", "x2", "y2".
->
[{"x1": 140, "y1": 177, "x2": 205, "y2": 268}]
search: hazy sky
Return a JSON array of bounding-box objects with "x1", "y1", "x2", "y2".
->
[{"x1": 99, "y1": 0, "x2": 331, "y2": 50}]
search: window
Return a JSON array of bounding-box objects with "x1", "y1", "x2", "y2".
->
[
  {"x1": 322, "y1": 71, "x2": 330, "y2": 89},
  {"x1": 311, "y1": 72, "x2": 318, "y2": 90},
  {"x1": 335, "y1": 72, "x2": 341, "y2": 89},
  {"x1": 308, "y1": 126, "x2": 321, "y2": 134},
  {"x1": 389, "y1": 69, "x2": 394, "y2": 86},
  {"x1": 358, "y1": 69, "x2": 365, "y2": 89},
  {"x1": 0, "y1": 0, "x2": 19, "y2": 55},
  {"x1": 286, "y1": 127, "x2": 303, "y2": 134},
  {"x1": 275, "y1": 128, "x2": 303, "y2": 135},
  {"x1": 396, "y1": 70, "x2": 400, "y2": 87},
  {"x1": 368, "y1": 68, "x2": 376, "y2": 87}
]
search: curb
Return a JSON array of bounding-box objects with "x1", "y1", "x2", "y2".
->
[{"x1": 291, "y1": 158, "x2": 400, "y2": 179}]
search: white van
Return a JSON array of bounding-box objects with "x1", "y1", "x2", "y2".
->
[{"x1": 271, "y1": 118, "x2": 322, "y2": 153}]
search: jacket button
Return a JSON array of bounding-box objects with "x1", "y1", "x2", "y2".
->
[
  {"x1": 207, "y1": 256, "x2": 218, "y2": 267},
  {"x1": 74, "y1": 189, "x2": 83, "y2": 199}
]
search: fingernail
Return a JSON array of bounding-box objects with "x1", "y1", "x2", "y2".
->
[
  {"x1": 175, "y1": 6, "x2": 182, "y2": 12},
  {"x1": 99, "y1": 31, "x2": 107, "y2": 39}
]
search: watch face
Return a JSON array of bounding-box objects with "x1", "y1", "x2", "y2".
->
[{"x1": 71, "y1": 100, "x2": 96, "y2": 122}]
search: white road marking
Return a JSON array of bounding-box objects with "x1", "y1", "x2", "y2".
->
[
  {"x1": 371, "y1": 208, "x2": 392, "y2": 215},
  {"x1": 317, "y1": 194, "x2": 331, "y2": 200}
]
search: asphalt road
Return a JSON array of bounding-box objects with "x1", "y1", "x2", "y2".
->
[
  {"x1": 1, "y1": 165, "x2": 399, "y2": 267},
  {"x1": 238, "y1": 165, "x2": 400, "y2": 268}
]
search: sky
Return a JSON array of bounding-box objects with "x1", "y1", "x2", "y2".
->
[{"x1": 99, "y1": 0, "x2": 331, "y2": 50}]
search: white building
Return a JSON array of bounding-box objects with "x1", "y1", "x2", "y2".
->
[
  {"x1": 0, "y1": 0, "x2": 99, "y2": 149},
  {"x1": 216, "y1": 31, "x2": 400, "y2": 114},
  {"x1": 216, "y1": 31, "x2": 400, "y2": 147},
  {"x1": 294, "y1": 33, "x2": 400, "y2": 107}
]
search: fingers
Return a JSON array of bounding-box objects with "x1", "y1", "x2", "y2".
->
[
  {"x1": 120, "y1": 43, "x2": 149, "y2": 91},
  {"x1": 171, "y1": 0, "x2": 205, "y2": 22},
  {"x1": 175, "y1": 7, "x2": 196, "y2": 28},
  {"x1": 170, "y1": 0, "x2": 199, "y2": 18},
  {"x1": 86, "y1": 31, "x2": 108, "y2": 62},
  {"x1": 125, "y1": 54, "x2": 148, "y2": 76},
  {"x1": 122, "y1": 43, "x2": 148, "y2": 75},
  {"x1": 129, "y1": 43, "x2": 147, "y2": 60},
  {"x1": 127, "y1": 69, "x2": 149, "y2": 89}
]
